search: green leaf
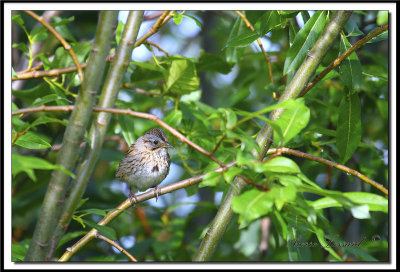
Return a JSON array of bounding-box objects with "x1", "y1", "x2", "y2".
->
[
  {"x1": 311, "y1": 192, "x2": 388, "y2": 213},
  {"x1": 376, "y1": 11, "x2": 388, "y2": 25},
  {"x1": 283, "y1": 11, "x2": 327, "y2": 75},
  {"x1": 232, "y1": 189, "x2": 274, "y2": 228},
  {"x1": 273, "y1": 98, "x2": 310, "y2": 145},
  {"x1": 225, "y1": 17, "x2": 246, "y2": 63},
  {"x1": 338, "y1": 33, "x2": 363, "y2": 91},
  {"x1": 14, "y1": 132, "x2": 52, "y2": 149},
  {"x1": 254, "y1": 11, "x2": 285, "y2": 36},
  {"x1": 118, "y1": 114, "x2": 136, "y2": 147},
  {"x1": 30, "y1": 116, "x2": 68, "y2": 128},
  {"x1": 12, "y1": 14, "x2": 26, "y2": 29},
  {"x1": 222, "y1": 108, "x2": 237, "y2": 129},
  {"x1": 222, "y1": 166, "x2": 243, "y2": 183},
  {"x1": 12, "y1": 67, "x2": 18, "y2": 78},
  {"x1": 196, "y1": 51, "x2": 234, "y2": 74},
  {"x1": 32, "y1": 94, "x2": 71, "y2": 106},
  {"x1": 12, "y1": 42, "x2": 29, "y2": 53},
  {"x1": 130, "y1": 61, "x2": 164, "y2": 84},
  {"x1": 224, "y1": 29, "x2": 259, "y2": 48},
  {"x1": 336, "y1": 93, "x2": 362, "y2": 164},
  {"x1": 57, "y1": 231, "x2": 87, "y2": 249},
  {"x1": 350, "y1": 204, "x2": 371, "y2": 219},
  {"x1": 53, "y1": 16, "x2": 76, "y2": 42},
  {"x1": 165, "y1": 58, "x2": 200, "y2": 95},
  {"x1": 311, "y1": 225, "x2": 343, "y2": 261},
  {"x1": 78, "y1": 208, "x2": 108, "y2": 217},
  {"x1": 173, "y1": 12, "x2": 183, "y2": 25},
  {"x1": 366, "y1": 29, "x2": 388, "y2": 44},
  {"x1": 344, "y1": 18, "x2": 364, "y2": 36},
  {"x1": 115, "y1": 21, "x2": 125, "y2": 45},
  {"x1": 200, "y1": 171, "x2": 222, "y2": 188},
  {"x1": 12, "y1": 242, "x2": 29, "y2": 262},
  {"x1": 82, "y1": 219, "x2": 117, "y2": 241},
  {"x1": 271, "y1": 210, "x2": 288, "y2": 240},
  {"x1": 12, "y1": 154, "x2": 75, "y2": 181},
  {"x1": 163, "y1": 110, "x2": 183, "y2": 127},
  {"x1": 270, "y1": 184, "x2": 297, "y2": 210},
  {"x1": 256, "y1": 156, "x2": 301, "y2": 174},
  {"x1": 181, "y1": 90, "x2": 202, "y2": 103}
]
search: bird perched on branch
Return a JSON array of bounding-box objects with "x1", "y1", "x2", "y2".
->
[{"x1": 116, "y1": 128, "x2": 173, "y2": 204}]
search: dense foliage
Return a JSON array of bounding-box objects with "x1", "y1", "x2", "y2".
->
[{"x1": 11, "y1": 10, "x2": 388, "y2": 262}]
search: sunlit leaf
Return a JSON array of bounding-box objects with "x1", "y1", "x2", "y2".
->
[{"x1": 14, "y1": 132, "x2": 52, "y2": 149}]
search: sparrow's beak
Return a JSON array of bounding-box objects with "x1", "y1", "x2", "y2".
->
[{"x1": 163, "y1": 142, "x2": 174, "y2": 149}]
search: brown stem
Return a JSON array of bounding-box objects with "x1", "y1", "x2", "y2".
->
[{"x1": 95, "y1": 233, "x2": 137, "y2": 262}]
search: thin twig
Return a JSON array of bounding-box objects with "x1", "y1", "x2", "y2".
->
[
  {"x1": 23, "y1": 10, "x2": 84, "y2": 83},
  {"x1": 234, "y1": 10, "x2": 274, "y2": 84},
  {"x1": 95, "y1": 233, "x2": 137, "y2": 262},
  {"x1": 300, "y1": 23, "x2": 388, "y2": 97},
  {"x1": 14, "y1": 63, "x2": 88, "y2": 80}
]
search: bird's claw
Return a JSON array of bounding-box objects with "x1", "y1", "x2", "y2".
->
[
  {"x1": 154, "y1": 186, "x2": 161, "y2": 202},
  {"x1": 129, "y1": 192, "x2": 138, "y2": 207}
]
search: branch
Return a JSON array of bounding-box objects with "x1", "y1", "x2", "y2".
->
[
  {"x1": 24, "y1": 11, "x2": 119, "y2": 262},
  {"x1": 96, "y1": 233, "x2": 137, "y2": 262},
  {"x1": 234, "y1": 10, "x2": 275, "y2": 84},
  {"x1": 299, "y1": 23, "x2": 388, "y2": 97},
  {"x1": 23, "y1": 10, "x2": 84, "y2": 83}
]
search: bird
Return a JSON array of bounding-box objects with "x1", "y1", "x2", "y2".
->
[{"x1": 116, "y1": 128, "x2": 173, "y2": 205}]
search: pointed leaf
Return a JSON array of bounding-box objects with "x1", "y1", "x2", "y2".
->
[
  {"x1": 336, "y1": 93, "x2": 362, "y2": 164},
  {"x1": 338, "y1": 33, "x2": 363, "y2": 91},
  {"x1": 14, "y1": 132, "x2": 52, "y2": 149},
  {"x1": 283, "y1": 11, "x2": 327, "y2": 75}
]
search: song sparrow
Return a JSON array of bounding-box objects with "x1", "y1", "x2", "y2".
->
[{"x1": 116, "y1": 128, "x2": 173, "y2": 204}]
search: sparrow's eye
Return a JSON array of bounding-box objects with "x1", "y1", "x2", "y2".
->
[{"x1": 153, "y1": 140, "x2": 159, "y2": 145}]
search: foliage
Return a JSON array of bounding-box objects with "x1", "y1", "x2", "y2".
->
[{"x1": 11, "y1": 10, "x2": 388, "y2": 262}]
